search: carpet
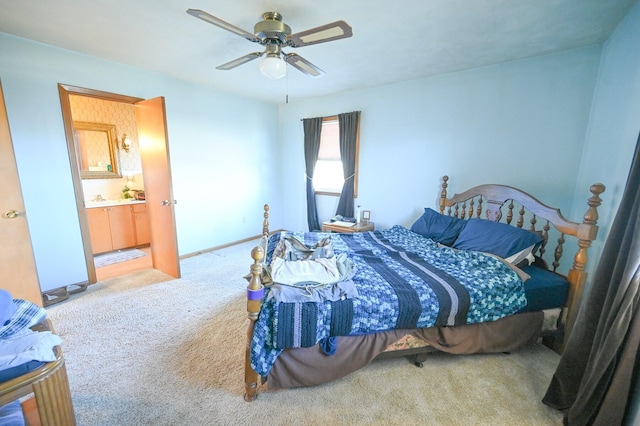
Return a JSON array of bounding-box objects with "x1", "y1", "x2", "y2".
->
[
  {"x1": 93, "y1": 248, "x2": 147, "y2": 268},
  {"x1": 47, "y1": 240, "x2": 564, "y2": 425}
]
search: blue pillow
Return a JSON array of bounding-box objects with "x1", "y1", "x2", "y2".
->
[
  {"x1": 410, "y1": 208, "x2": 467, "y2": 246},
  {"x1": 452, "y1": 218, "x2": 543, "y2": 259}
]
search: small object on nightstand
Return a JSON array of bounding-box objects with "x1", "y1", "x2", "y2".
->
[
  {"x1": 362, "y1": 210, "x2": 371, "y2": 225},
  {"x1": 331, "y1": 220, "x2": 356, "y2": 227}
]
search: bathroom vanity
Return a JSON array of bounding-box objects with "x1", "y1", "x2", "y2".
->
[{"x1": 85, "y1": 200, "x2": 150, "y2": 254}]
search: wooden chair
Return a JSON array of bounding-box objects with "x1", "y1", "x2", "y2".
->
[{"x1": 0, "y1": 319, "x2": 76, "y2": 425}]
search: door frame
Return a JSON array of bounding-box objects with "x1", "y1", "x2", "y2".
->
[{"x1": 58, "y1": 84, "x2": 145, "y2": 283}]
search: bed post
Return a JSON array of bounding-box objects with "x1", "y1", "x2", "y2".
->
[
  {"x1": 244, "y1": 204, "x2": 269, "y2": 402},
  {"x1": 262, "y1": 204, "x2": 270, "y2": 239},
  {"x1": 439, "y1": 175, "x2": 449, "y2": 214},
  {"x1": 564, "y1": 183, "x2": 605, "y2": 342},
  {"x1": 244, "y1": 246, "x2": 264, "y2": 401}
]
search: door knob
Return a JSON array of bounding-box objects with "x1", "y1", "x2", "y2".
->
[
  {"x1": 160, "y1": 200, "x2": 177, "y2": 206},
  {"x1": 3, "y1": 210, "x2": 25, "y2": 219}
]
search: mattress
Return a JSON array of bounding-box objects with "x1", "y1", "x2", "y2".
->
[{"x1": 518, "y1": 265, "x2": 569, "y2": 313}]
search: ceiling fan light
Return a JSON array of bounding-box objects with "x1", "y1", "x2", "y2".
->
[{"x1": 260, "y1": 56, "x2": 287, "y2": 79}]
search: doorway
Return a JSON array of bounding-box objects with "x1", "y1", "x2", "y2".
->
[{"x1": 58, "y1": 84, "x2": 180, "y2": 289}]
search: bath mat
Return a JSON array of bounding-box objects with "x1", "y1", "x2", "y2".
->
[{"x1": 94, "y1": 248, "x2": 147, "y2": 268}]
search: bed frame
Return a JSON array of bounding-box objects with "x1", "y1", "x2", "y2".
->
[{"x1": 243, "y1": 176, "x2": 605, "y2": 401}]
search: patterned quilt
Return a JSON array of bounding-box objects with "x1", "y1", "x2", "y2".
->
[{"x1": 250, "y1": 225, "x2": 527, "y2": 376}]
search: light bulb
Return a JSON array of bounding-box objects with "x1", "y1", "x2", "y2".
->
[{"x1": 260, "y1": 56, "x2": 286, "y2": 79}]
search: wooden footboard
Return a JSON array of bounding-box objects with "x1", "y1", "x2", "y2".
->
[{"x1": 244, "y1": 205, "x2": 269, "y2": 401}]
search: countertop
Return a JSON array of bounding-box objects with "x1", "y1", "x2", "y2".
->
[{"x1": 85, "y1": 199, "x2": 146, "y2": 208}]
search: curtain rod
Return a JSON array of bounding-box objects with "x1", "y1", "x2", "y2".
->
[{"x1": 300, "y1": 111, "x2": 361, "y2": 121}]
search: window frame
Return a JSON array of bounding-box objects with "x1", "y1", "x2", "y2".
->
[{"x1": 314, "y1": 115, "x2": 360, "y2": 197}]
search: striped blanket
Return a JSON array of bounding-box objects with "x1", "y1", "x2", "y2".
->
[{"x1": 250, "y1": 225, "x2": 527, "y2": 376}]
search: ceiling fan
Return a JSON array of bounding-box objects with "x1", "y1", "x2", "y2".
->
[{"x1": 186, "y1": 9, "x2": 353, "y2": 80}]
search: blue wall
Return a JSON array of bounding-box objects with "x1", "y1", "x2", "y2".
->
[
  {"x1": 577, "y1": 2, "x2": 640, "y2": 422},
  {"x1": 572, "y1": 0, "x2": 640, "y2": 259},
  {"x1": 0, "y1": 33, "x2": 281, "y2": 291},
  {"x1": 278, "y1": 47, "x2": 601, "y2": 233}
]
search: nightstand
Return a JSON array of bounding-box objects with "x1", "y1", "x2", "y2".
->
[{"x1": 321, "y1": 221, "x2": 375, "y2": 233}]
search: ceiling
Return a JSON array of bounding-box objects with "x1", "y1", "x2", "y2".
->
[{"x1": 1, "y1": 0, "x2": 637, "y2": 103}]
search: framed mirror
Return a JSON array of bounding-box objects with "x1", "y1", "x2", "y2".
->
[{"x1": 73, "y1": 121, "x2": 121, "y2": 179}]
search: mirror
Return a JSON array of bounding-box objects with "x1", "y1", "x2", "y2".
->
[{"x1": 73, "y1": 121, "x2": 121, "y2": 179}]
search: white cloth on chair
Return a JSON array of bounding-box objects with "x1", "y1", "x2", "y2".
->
[{"x1": 0, "y1": 328, "x2": 62, "y2": 371}]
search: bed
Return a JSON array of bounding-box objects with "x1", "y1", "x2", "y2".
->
[{"x1": 242, "y1": 175, "x2": 606, "y2": 401}]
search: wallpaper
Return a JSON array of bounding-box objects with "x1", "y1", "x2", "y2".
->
[{"x1": 69, "y1": 95, "x2": 144, "y2": 200}]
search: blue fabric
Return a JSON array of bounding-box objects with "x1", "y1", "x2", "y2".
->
[
  {"x1": 410, "y1": 208, "x2": 467, "y2": 246},
  {"x1": 518, "y1": 265, "x2": 569, "y2": 312},
  {"x1": 0, "y1": 300, "x2": 47, "y2": 339},
  {"x1": 366, "y1": 231, "x2": 471, "y2": 327},
  {"x1": 319, "y1": 337, "x2": 338, "y2": 355},
  {"x1": 329, "y1": 299, "x2": 354, "y2": 336},
  {"x1": 0, "y1": 360, "x2": 46, "y2": 382},
  {"x1": 0, "y1": 290, "x2": 16, "y2": 326},
  {"x1": 275, "y1": 302, "x2": 318, "y2": 349},
  {"x1": 452, "y1": 218, "x2": 544, "y2": 258},
  {"x1": 362, "y1": 252, "x2": 424, "y2": 328},
  {"x1": 0, "y1": 399, "x2": 25, "y2": 426},
  {"x1": 388, "y1": 250, "x2": 470, "y2": 326},
  {"x1": 251, "y1": 226, "x2": 527, "y2": 376}
]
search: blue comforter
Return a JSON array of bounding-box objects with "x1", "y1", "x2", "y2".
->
[{"x1": 250, "y1": 225, "x2": 527, "y2": 376}]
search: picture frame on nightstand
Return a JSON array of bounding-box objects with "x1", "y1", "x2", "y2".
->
[{"x1": 362, "y1": 210, "x2": 371, "y2": 224}]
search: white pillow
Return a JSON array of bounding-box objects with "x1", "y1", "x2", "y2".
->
[{"x1": 504, "y1": 244, "x2": 537, "y2": 267}]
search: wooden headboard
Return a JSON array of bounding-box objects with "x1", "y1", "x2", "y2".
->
[{"x1": 438, "y1": 175, "x2": 606, "y2": 341}]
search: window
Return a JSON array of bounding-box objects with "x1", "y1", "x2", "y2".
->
[{"x1": 313, "y1": 116, "x2": 360, "y2": 196}]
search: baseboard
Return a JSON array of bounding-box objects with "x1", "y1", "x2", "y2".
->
[{"x1": 179, "y1": 229, "x2": 286, "y2": 260}]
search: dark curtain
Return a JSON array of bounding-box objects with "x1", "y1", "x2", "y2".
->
[
  {"x1": 303, "y1": 117, "x2": 322, "y2": 231},
  {"x1": 335, "y1": 111, "x2": 360, "y2": 218},
  {"x1": 543, "y1": 132, "x2": 640, "y2": 425}
]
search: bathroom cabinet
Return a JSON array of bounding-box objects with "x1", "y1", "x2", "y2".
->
[
  {"x1": 132, "y1": 203, "x2": 150, "y2": 246},
  {"x1": 87, "y1": 204, "x2": 136, "y2": 254},
  {"x1": 87, "y1": 201, "x2": 150, "y2": 254}
]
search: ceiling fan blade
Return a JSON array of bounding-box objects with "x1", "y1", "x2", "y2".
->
[
  {"x1": 187, "y1": 9, "x2": 261, "y2": 43},
  {"x1": 285, "y1": 53, "x2": 325, "y2": 78},
  {"x1": 216, "y1": 52, "x2": 264, "y2": 70},
  {"x1": 287, "y1": 20, "x2": 353, "y2": 47}
]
